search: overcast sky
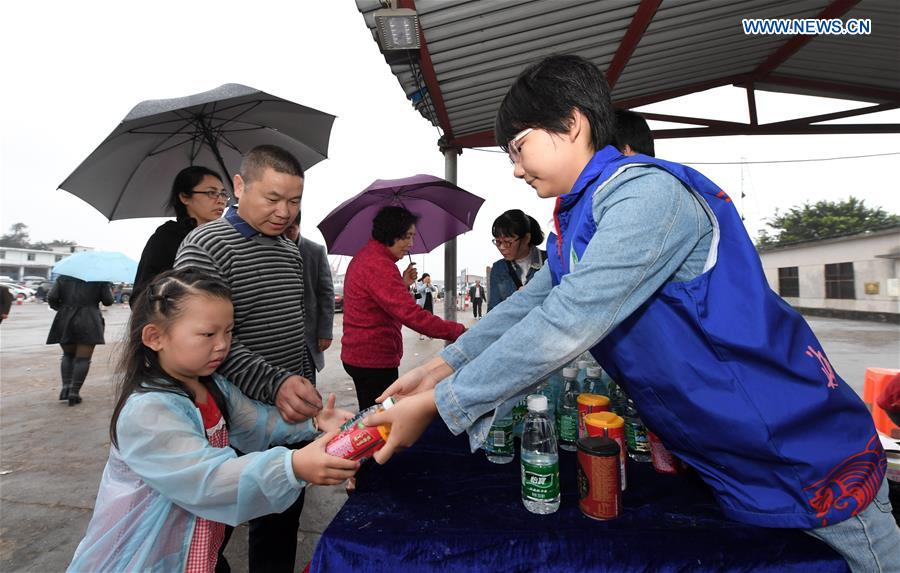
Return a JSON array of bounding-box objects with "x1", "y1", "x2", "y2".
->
[{"x1": 2, "y1": 1, "x2": 898, "y2": 282}]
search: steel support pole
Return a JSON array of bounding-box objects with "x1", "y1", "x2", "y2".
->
[{"x1": 442, "y1": 146, "x2": 459, "y2": 326}]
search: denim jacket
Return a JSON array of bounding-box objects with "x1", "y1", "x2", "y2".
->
[
  {"x1": 487, "y1": 247, "x2": 545, "y2": 312},
  {"x1": 435, "y1": 165, "x2": 712, "y2": 449}
]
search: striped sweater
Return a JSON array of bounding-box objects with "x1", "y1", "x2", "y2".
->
[{"x1": 175, "y1": 218, "x2": 311, "y2": 403}]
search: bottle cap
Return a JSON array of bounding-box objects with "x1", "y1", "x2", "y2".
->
[
  {"x1": 576, "y1": 436, "x2": 619, "y2": 456},
  {"x1": 577, "y1": 360, "x2": 590, "y2": 370},
  {"x1": 577, "y1": 393, "x2": 609, "y2": 407},
  {"x1": 563, "y1": 367, "x2": 578, "y2": 379},
  {"x1": 527, "y1": 394, "x2": 548, "y2": 412},
  {"x1": 586, "y1": 366, "x2": 602, "y2": 378}
]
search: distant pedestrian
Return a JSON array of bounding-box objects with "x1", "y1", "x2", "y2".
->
[
  {"x1": 415, "y1": 273, "x2": 438, "y2": 339},
  {"x1": 45, "y1": 276, "x2": 114, "y2": 405},
  {"x1": 469, "y1": 279, "x2": 485, "y2": 318},
  {"x1": 0, "y1": 285, "x2": 12, "y2": 323},
  {"x1": 67, "y1": 268, "x2": 356, "y2": 573},
  {"x1": 132, "y1": 165, "x2": 227, "y2": 306}
]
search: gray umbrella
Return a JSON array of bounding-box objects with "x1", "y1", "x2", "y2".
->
[{"x1": 59, "y1": 84, "x2": 335, "y2": 220}]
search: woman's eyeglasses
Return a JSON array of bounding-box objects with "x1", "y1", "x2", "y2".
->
[
  {"x1": 187, "y1": 190, "x2": 230, "y2": 203},
  {"x1": 507, "y1": 128, "x2": 534, "y2": 165},
  {"x1": 492, "y1": 237, "x2": 520, "y2": 249}
]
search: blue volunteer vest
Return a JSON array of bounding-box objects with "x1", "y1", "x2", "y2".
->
[{"x1": 548, "y1": 146, "x2": 885, "y2": 529}]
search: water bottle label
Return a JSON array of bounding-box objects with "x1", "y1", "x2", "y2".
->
[
  {"x1": 625, "y1": 421, "x2": 650, "y2": 452},
  {"x1": 485, "y1": 425, "x2": 513, "y2": 455},
  {"x1": 521, "y1": 461, "x2": 560, "y2": 501},
  {"x1": 558, "y1": 413, "x2": 578, "y2": 443}
]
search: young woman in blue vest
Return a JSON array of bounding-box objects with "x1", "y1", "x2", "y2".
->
[{"x1": 365, "y1": 55, "x2": 899, "y2": 571}]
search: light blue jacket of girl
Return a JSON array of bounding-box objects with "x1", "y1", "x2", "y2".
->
[{"x1": 68, "y1": 373, "x2": 316, "y2": 572}]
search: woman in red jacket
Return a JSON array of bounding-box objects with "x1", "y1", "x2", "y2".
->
[{"x1": 341, "y1": 206, "x2": 465, "y2": 409}]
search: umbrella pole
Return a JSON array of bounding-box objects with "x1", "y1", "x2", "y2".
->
[{"x1": 198, "y1": 116, "x2": 235, "y2": 194}]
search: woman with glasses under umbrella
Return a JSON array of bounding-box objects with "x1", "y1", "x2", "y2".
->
[
  {"x1": 131, "y1": 166, "x2": 228, "y2": 304},
  {"x1": 487, "y1": 209, "x2": 546, "y2": 313}
]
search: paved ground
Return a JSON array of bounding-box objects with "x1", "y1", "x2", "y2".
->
[{"x1": 0, "y1": 301, "x2": 897, "y2": 572}]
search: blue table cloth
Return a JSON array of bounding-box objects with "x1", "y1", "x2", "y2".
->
[{"x1": 310, "y1": 423, "x2": 847, "y2": 572}]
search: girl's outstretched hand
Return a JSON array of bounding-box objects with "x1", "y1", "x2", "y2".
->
[
  {"x1": 314, "y1": 393, "x2": 354, "y2": 433},
  {"x1": 291, "y1": 430, "x2": 359, "y2": 485}
]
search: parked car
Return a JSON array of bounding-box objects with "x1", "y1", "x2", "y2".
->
[
  {"x1": 334, "y1": 286, "x2": 344, "y2": 313},
  {"x1": 119, "y1": 285, "x2": 134, "y2": 304},
  {"x1": 22, "y1": 276, "x2": 47, "y2": 289},
  {"x1": 0, "y1": 282, "x2": 35, "y2": 301}
]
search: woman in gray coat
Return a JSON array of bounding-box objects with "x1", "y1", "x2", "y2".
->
[{"x1": 46, "y1": 276, "x2": 114, "y2": 405}]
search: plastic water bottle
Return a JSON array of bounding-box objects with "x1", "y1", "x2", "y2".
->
[
  {"x1": 521, "y1": 394, "x2": 560, "y2": 514},
  {"x1": 606, "y1": 375, "x2": 627, "y2": 416},
  {"x1": 557, "y1": 367, "x2": 580, "y2": 452},
  {"x1": 536, "y1": 379, "x2": 557, "y2": 423},
  {"x1": 511, "y1": 398, "x2": 528, "y2": 439},
  {"x1": 576, "y1": 359, "x2": 591, "y2": 387},
  {"x1": 545, "y1": 370, "x2": 563, "y2": 410},
  {"x1": 624, "y1": 398, "x2": 651, "y2": 462},
  {"x1": 584, "y1": 366, "x2": 607, "y2": 396},
  {"x1": 484, "y1": 414, "x2": 515, "y2": 464}
]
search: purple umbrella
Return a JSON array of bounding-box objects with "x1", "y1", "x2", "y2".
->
[{"x1": 317, "y1": 174, "x2": 485, "y2": 256}]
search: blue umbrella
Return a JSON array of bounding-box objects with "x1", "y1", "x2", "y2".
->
[{"x1": 52, "y1": 251, "x2": 138, "y2": 284}]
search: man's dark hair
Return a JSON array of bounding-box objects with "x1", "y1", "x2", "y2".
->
[
  {"x1": 293, "y1": 210, "x2": 302, "y2": 226},
  {"x1": 492, "y1": 209, "x2": 544, "y2": 246},
  {"x1": 168, "y1": 165, "x2": 224, "y2": 220},
  {"x1": 495, "y1": 54, "x2": 614, "y2": 152},
  {"x1": 240, "y1": 144, "x2": 304, "y2": 185},
  {"x1": 613, "y1": 109, "x2": 655, "y2": 157},
  {"x1": 372, "y1": 206, "x2": 419, "y2": 247},
  {"x1": 421, "y1": 273, "x2": 430, "y2": 280}
]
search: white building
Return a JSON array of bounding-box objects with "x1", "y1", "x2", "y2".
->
[
  {"x1": 758, "y1": 226, "x2": 900, "y2": 322},
  {"x1": 0, "y1": 244, "x2": 91, "y2": 281}
]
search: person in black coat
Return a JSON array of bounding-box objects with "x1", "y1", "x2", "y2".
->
[
  {"x1": 131, "y1": 165, "x2": 228, "y2": 305},
  {"x1": 0, "y1": 285, "x2": 12, "y2": 323},
  {"x1": 46, "y1": 276, "x2": 114, "y2": 405}
]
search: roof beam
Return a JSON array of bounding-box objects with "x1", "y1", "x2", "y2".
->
[
  {"x1": 449, "y1": 130, "x2": 496, "y2": 149},
  {"x1": 615, "y1": 74, "x2": 751, "y2": 109},
  {"x1": 653, "y1": 123, "x2": 900, "y2": 139},
  {"x1": 606, "y1": 0, "x2": 662, "y2": 89},
  {"x1": 765, "y1": 103, "x2": 899, "y2": 126},
  {"x1": 747, "y1": 75, "x2": 900, "y2": 103},
  {"x1": 398, "y1": 0, "x2": 455, "y2": 138},
  {"x1": 750, "y1": 0, "x2": 860, "y2": 80},
  {"x1": 638, "y1": 112, "x2": 746, "y2": 129},
  {"x1": 746, "y1": 86, "x2": 758, "y2": 126}
]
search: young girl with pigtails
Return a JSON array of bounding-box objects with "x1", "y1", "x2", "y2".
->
[{"x1": 68, "y1": 268, "x2": 358, "y2": 573}]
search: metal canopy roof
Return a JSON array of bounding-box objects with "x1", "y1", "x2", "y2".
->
[{"x1": 355, "y1": 0, "x2": 900, "y2": 148}]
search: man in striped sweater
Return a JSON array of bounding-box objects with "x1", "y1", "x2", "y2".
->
[{"x1": 175, "y1": 144, "x2": 321, "y2": 573}]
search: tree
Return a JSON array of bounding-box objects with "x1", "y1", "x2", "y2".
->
[
  {"x1": 0, "y1": 223, "x2": 30, "y2": 248},
  {"x1": 756, "y1": 197, "x2": 899, "y2": 247},
  {"x1": 0, "y1": 223, "x2": 77, "y2": 250}
]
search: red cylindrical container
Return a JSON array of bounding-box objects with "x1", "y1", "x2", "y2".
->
[
  {"x1": 577, "y1": 394, "x2": 610, "y2": 439},
  {"x1": 325, "y1": 421, "x2": 391, "y2": 461},
  {"x1": 576, "y1": 436, "x2": 621, "y2": 520},
  {"x1": 584, "y1": 412, "x2": 627, "y2": 490},
  {"x1": 648, "y1": 431, "x2": 681, "y2": 475}
]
